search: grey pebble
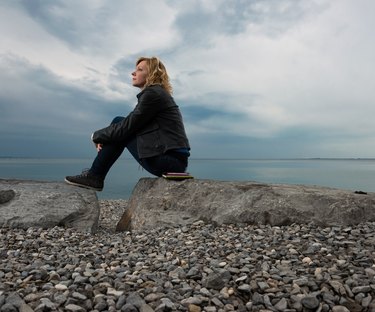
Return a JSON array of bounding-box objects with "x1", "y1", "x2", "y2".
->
[
  {"x1": 0, "y1": 200, "x2": 375, "y2": 312},
  {"x1": 301, "y1": 296, "x2": 320, "y2": 309}
]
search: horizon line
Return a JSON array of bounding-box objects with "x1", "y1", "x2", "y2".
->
[{"x1": 1, "y1": 156, "x2": 375, "y2": 161}]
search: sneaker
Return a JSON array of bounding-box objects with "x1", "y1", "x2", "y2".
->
[{"x1": 65, "y1": 170, "x2": 104, "y2": 191}]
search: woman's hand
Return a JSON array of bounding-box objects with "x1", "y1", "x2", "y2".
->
[
  {"x1": 95, "y1": 143, "x2": 103, "y2": 152},
  {"x1": 91, "y1": 133, "x2": 103, "y2": 152}
]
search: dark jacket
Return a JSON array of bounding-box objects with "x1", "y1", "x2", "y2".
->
[{"x1": 92, "y1": 85, "x2": 190, "y2": 158}]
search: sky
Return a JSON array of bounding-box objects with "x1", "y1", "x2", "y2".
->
[{"x1": 1, "y1": 0, "x2": 375, "y2": 159}]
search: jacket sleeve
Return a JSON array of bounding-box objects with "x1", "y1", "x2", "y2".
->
[{"x1": 92, "y1": 88, "x2": 162, "y2": 144}]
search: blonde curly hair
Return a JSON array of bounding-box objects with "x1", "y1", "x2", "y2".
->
[{"x1": 136, "y1": 57, "x2": 173, "y2": 94}]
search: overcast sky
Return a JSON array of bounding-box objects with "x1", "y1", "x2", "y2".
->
[{"x1": 1, "y1": 0, "x2": 374, "y2": 159}]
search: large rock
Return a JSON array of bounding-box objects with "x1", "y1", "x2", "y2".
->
[
  {"x1": 0, "y1": 179, "x2": 99, "y2": 233},
  {"x1": 116, "y1": 178, "x2": 375, "y2": 231}
]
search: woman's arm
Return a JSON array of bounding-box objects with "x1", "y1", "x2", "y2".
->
[{"x1": 92, "y1": 88, "x2": 162, "y2": 144}]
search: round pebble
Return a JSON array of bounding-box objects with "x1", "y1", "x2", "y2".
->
[{"x1": 0, "y1": 199, "x2": 375, "y2": 311}]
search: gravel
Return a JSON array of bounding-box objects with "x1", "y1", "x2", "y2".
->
[{"x1": 1, "y1": 199, "x2": 375, "y2": 311}]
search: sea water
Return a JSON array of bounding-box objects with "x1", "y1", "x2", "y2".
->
[{"x1": 0, "y1": 157, "x2": 374, "y2": 199}]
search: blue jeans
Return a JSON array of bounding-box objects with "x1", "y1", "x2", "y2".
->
[{"x1": 90, "y1": 117, "x2": 188, "y2": 178}]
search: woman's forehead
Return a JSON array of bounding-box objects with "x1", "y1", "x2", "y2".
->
[{"x1": 137, "y1": 60, "x2": 147, "y2": 68}]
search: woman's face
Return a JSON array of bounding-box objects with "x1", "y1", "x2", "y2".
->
[{"x1": 132, "y1": 60, "x2": 148, "y2": 89}]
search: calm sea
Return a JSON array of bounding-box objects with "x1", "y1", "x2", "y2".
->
[{"x1": 0, "y1": 158, "x2": 374, "y2": 199}]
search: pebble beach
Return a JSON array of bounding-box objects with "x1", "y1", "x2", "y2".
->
[{"x1": 1, "y1": 199, "x2": 375, "y2": 312}]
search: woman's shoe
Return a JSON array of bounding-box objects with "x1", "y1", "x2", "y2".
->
[{"x1": 65, "y1": 170, "x2": 104, "y2": 191}]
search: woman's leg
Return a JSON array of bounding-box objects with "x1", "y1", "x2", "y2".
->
[
  {"x1": 65, "y1": 116, "x2": 126, "y2": 191},
  {"x1": 66, "y1": 116, "x2": 188, "y2": 190},
  {"x1": 126, "y1": 138, "x2": 188, "y2": 177},
  {"x1": 143, "y1": 154, "x2": 188, "y2": 176},
  {"x1": 89, "y1": 116, "x2": 126, "y2": 178},
  {"x1": 89, "y1": 144, "x2": 126, "y2": 177}
]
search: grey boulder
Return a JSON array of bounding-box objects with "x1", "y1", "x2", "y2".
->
[
  {"x1": 116, "y1": 178, "x2": 375, "y2": 231},
  {"x1": 0, "y1": 179, "x2": 99, "y2": 233}
]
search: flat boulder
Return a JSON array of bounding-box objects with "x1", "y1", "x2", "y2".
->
[
  {"x1": 116, "y1": 178, "x2": 375, "y2": 231},
  {"x1": 0, "y1": 179, "x2": 99, "y2": 233}
]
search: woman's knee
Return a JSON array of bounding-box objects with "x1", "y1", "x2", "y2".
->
[{"x1": 111, "y1": 116, "x2": 124, "y2": 124}]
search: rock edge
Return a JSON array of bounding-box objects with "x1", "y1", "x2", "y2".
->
[
  {"x1": 0, "y1": 179, "x2": 99, "y2": 233},
  {"x1": 117, "y1": 178, "x2": 375, "y2": 231}
]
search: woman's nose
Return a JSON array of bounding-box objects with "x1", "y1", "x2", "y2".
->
[{"x1": 131, "y1": 71, "x2": 135, "y2": 76}]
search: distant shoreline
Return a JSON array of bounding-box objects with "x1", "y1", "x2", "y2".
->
[{"x1": 1, "y1": 156, "x2": 375, "y2": 161}]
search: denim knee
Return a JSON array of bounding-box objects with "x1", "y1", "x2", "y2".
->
[{"x1": 111, "y1": 116, "x2": 125, "y2": 125}]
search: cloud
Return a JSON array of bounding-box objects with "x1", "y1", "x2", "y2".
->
[
  {"x1": 171, "y1": 0, "x2": 325, "y2": 46},
  {"x1": 17, "y1": 0, "x2": 178, "y2": 54},
  {"x1": 1, "y1": 0, "x2": 375, "y2": 158},
  {"x1": 0, "y1": 54, "x2": 134, "y2": 157},
  {"x1": 171, "y1": 0, "x2": 375, "y2": 146}
]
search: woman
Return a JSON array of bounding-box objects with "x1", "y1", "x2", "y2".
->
[{"x1": 65, "y1": 57, "x2": 190, "y2": 191}]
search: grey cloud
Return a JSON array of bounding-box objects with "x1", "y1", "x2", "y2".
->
[
  {"x1": 219, "y1": 0, "x2": 327, "y2": 36},
  {"x1": 173, "y1": 9, "x2": 217, "y2": 47},
  {"x1": 0, "y1": 54, "x2": 129, "y2": 157},
  {"x1": 171, "y1": 0, "x2": 326, "y2": 47},
  {"x1": 1, "y1": 0, "x2": 374, "y2": 159},
  {"x1": 181, "y1": 104, "x2": 245, "y2": 127},
  {"x1": 15, "y1": 0, "x2": 177, "y2": 56},
  {"x1": 17, "y1": 0, "x2": 111, "y2": 51},
  {"x1": 177, "y1": 90, "x2": 259, "y2": 114},
  {"x1": 15, "y1": 1, "x2": 159, "y2": 54}
]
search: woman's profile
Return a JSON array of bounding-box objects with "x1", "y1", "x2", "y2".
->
[{"x1": 65, "y1": 57, "x2": 190, "y2": 191}]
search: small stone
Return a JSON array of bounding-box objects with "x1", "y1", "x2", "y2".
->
[
  {"x1": 121, "y1": 303, "x2": 138, "y2": 312},
  {"x1": 199, "y1": 288, "x2": 211, "y2": 296},
  {"x1": 203, "y1": 269, "x2": 231, "y2": 290},
  {"x1": 289, "y1": 248, "x2": 299, "y2": 255},
  {"x1": 294, "y1": 277, "x2": 309, "y2": 286},
  {"x1": 332, "y1": 306, "x2": 350, "y2": 312},
  {"x1": 365, "y1": 267, "x2": 375, "y2": 278},
  {"x1": 126, "y1": 292, "x2": 146, "y2": 309},
  {"x1": 65, "y1": 304, "x2": 86, "y2": 312},
  {"x1": 245, "y1": 301, "x2": 253, "y2": 310},
  {"x1": 158, "y1": 298, "x2": 175, "y2": 311},
  {"x1": 235, "y1": 275, "x2": 247, "y2": 283},
  {"x1": 35, "y1": 298, "x2": 55, "y2": 311},
  {"x1": 72, "y1": 292, "x2": 87, "y2": 301},
  {"x1": 107, "y1": 288, "x2": 123, "y2": 297},
  {"x1": 301, "y1": 296, "x2": 320, "y2": 309},
  {"x1": 362, "y1": 295, "x2": 372, "y2": 308},
  {"x1": 352, "y1": 285, "x2": 371, "y2": 294},
  {"x1": 188, "y1": 304, "x2": 201, "y2": 312},
  {"x1": 257, "y1": 281, "x2": 269, "y2": 291},
  {"x1": 144, "y1": 293, "x2": 160, "y2": 303},
  {"x1": 139, "y1": 304, "x2": 155, "y2": 312},
  {"x1": 274, "y1": 297, "x2": 288, "y2": 311},
  {"x1": 19, "y1": 303, "x2": 34, "y2": 312},
  {"x1": 74, "y1": 275, "x2": 89, "y2": 284},
  {"x1": 181, "y1": 297, "x2": 202, "y2": 306},
  {"x1": 48, "y1": 271, "x2": 61, "y2": 281},
  {"x1": 94, "y1": 300, "x2": 108, "y2": 311},
  {"x1": 329, "y1": 280, "x2": 346, "y2": 295},
  {"x1": 1, "y1": 199, "x2": 375, "y2": 312},
  {"x1": 238, "y1": 284, "x2": 251, "y2": 293},
  {"x1": 252, "y1": 292, "x2": 264, "y2": 305},
  {"x1": 211, "y1": 297, "x2": 224, "y2": 308},
  {"x1": 5, "y1": 292, "x2": 24, "y2": 308},
  {"x1": 1, "y1": 303, "x2": 17, "y2": 312}
]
